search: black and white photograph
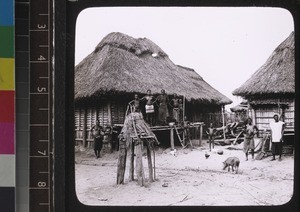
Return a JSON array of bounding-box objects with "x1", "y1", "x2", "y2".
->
[{"x1": 73, "y1": 7, "x2": 294, "y2": 206}]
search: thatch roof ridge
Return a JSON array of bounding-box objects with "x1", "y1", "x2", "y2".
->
[
  {"x1": 94, "y1": 32, "x2": 168, "y2": 57},
  {"x1": 75, "y1": 32, "x2": 232, "y2": 105},
  {"x1": 232, "y1": 31, "x2": 295, "y2": 97}
]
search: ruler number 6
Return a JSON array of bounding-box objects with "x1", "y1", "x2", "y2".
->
[
  {"x1": 37, "y1": 24, "x2": 46, "y2": 29},
  {"x1": 38, "y1": 181, "x2": 46, "y2": 187}
]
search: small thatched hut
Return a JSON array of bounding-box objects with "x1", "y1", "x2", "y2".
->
[
  {"x1": 232, "y1": 31, "x2": 295, "y2": 135},
  {"x1": 75, "y1": 32, "x2": 232, "y2": 146}
]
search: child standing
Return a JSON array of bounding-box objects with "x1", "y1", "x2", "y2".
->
[{"x1": 206, "y1": 123, "x2": 216, "y2": 151}]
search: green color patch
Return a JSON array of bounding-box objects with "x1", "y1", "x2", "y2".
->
[{"x1": 0, "y1": 26, "x2": 14, "y2": 58}]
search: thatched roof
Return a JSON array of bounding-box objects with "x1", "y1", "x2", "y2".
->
[
  {"x1": 75, "y1": 32, "x2": 232, "y2": 105},
  {"x1": 233, "y1": 31, "x2": 295, "y2": 97}
]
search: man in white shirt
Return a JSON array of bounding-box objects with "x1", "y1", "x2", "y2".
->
[{"x1": 269, "y1": 113, "x2": 285, "y2": 161}]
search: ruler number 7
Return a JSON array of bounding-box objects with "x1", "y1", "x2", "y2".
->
[
  {"x1": 38, "y1": 150, "x2": 47, "y2": 156},
  {"x1": 37, "y1": 24, "x2": 46, "y2": 29}
]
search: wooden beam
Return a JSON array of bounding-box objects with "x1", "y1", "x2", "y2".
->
[
  {"x1": 199, "y1": 124, "x2": 203, "y2": 146},
  {"x1": 146, "y1": 142, "x2": 154, "y2": 182},
  {"x1": 129, "y1": 141, "x2": 134, "y2": 181},
  {"x1": 170, "y1": 127, "x2": 175, "y2": 150},
  {"x1": 83, "y1": 108, "x2": 87, "y2": 148},
  {"x1": 117, "y1": 137, "x2": 127, "y2": 184},
  {"x1": 135, "y1": 138, "x2": 145, "y2": 186},
  {"x1": 107, "y1": 102, "x2": 112, "y2": 126}
]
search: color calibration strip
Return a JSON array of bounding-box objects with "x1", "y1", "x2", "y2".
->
[{"x1": 0, "y1": 0, "x2": 15, "y2": 211}]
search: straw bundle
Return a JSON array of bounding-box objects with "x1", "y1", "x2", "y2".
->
[{"x1": 120, "y1": 112, "x2": 158, "y2": 149}]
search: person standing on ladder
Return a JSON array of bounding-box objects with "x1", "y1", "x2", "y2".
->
[
  {"x1": 182, "y1": 116, "x2": 191, "y2": 146},
  {"x1": 129, "y1": 94, "x2": 141, "y2": 112}
]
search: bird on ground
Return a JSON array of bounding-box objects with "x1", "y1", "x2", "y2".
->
[{"x1": 205, "y1": 152, "x2": 210, "y2": 159}]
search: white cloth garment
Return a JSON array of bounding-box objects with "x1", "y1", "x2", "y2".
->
[{"x1": 270, "y1": 121, "x2": 284, "y2": 142}]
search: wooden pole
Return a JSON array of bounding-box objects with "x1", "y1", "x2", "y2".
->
[
  {"x1": 222, "y1": 105, "x2": 226, "y2": 141},
  {"x1": 170, "y1": 126, "x2": 175, "y2": 151},
  {"x1": 83, "y1": 108, "x2": 87, "y2": 148},
  {"x1": 199, "y1": 124, "x2": 203, "y2": 146},
  {"x1": 183, "y1": 96, "x2": 185, "y2": 121},
  {"x1": 107, "y1": 102, "x2": 112, "y2": 126},
  {"x1": 116, "y1": 137, "x2": 127, "y2": 184},
  {"x1": 129, "y1": 141, "x2": 134, "y2": 181},
  {"x1": 135, "y1": 138, "x2": 145, "y2": 186},
  {"x1": 146, "y1": 141, "x2": 154, "y2": 182}
]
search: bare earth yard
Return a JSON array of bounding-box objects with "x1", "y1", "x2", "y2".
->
[{"x1": 75, "y1": 141, "x2": 294, "y2": 206}]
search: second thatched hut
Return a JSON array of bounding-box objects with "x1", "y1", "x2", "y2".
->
[{"x1": 232, "y1": 31, "x2": 295, "y2": 138}]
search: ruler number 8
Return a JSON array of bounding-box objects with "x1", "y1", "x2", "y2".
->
[
  {"x1": 37, "y1": 24, "x2": 46, "y2": 29},
  {"x1": 38, "y1": 181, "x2": 46, "y2": 187}
]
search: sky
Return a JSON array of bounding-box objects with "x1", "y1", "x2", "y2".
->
[{"x1": 75, "y1": 7, "x2": 294, "y2": 110}]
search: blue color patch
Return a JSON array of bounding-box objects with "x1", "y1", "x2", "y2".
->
[{"x1": 0, "y1": 0, "x2": 14, "y2": 26}]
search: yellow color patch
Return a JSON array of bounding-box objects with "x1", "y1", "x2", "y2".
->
[{"x1": 0, "y1": 58, "x2": 14, "y2": 90}]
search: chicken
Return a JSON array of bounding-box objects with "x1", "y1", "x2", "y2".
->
[{"x1": 205, "y1": 152, "x2": 210, "y2": 159}]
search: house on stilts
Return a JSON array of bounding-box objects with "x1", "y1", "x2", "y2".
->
[
  {"x1": 232, "y1": 31, "x2": 295, "y2": 143},
  {"x1": 75, "y1": 32, "x2": 232, "y2": 147}
]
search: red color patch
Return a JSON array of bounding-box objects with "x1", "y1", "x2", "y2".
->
[{"x1": 0, "y1": 90, "x2": 14, "y2": 122}]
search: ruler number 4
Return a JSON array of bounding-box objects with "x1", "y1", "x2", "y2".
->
[{"x1": 38, "y1": 55, "x2": 46, "y2": 61}]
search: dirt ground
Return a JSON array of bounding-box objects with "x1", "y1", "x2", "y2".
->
[{"x1": 75, "y1": 140, "x2": 294, "y2": 206}]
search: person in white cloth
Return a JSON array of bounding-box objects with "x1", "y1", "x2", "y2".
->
[{"x1": 269, "y1": 113, "x2": 285, "y2": 161}]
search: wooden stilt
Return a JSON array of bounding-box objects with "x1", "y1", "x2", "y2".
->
[
  {"x1": 129, "y1": 140, "x2": 134, "y2": 181},
  {"x1": 116, "y1": 137, "x2": 127, "y2": 184},
  {"x1": 170, "y1": 127, "x2": 175, "y2": 150},
  {"x1": 199, "y1": 124, "x2": 203, "y2": 146},
  {"x1": 82, "y1": 108, "x2": 87, "y2": 148},
  {"x1": 135, "y1": 138, "x2": 145, "y2": 186},
  {"x1": 222, "y1": 105, "x2": 226, "y2": 141},
  {"x1": 146, "y1": 141, "x2": 154, "y2": 182}
]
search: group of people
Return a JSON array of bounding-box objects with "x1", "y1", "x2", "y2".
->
[
  {"x1": 205, "y1": 113, "x2": 285, "y2": 161},
  {"x1": 128, "y1": 89, "x2": 183, "y2": 126},
  {"x1": 242, "y1": 113, "x2": 285, "y2": 161},
  {"x1": 90, "y1": 120, "x2": 113, "y2": 158}
]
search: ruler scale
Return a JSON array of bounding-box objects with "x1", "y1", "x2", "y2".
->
[{"x1": 29, "y1": 0, "x2": 53, "y2": 211}]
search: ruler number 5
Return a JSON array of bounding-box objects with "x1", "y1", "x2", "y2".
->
[{"x1": 37, "y1": 87, "x2": 46, "y2": 93}]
